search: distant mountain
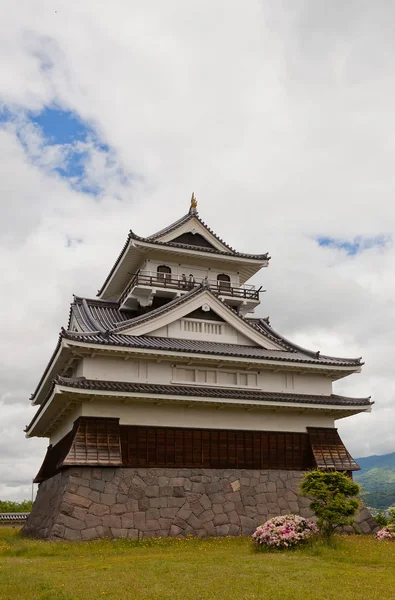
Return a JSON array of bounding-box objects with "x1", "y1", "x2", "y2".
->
[{"x1": 354, "y1": 452, "x2": 395, "y2": 509}]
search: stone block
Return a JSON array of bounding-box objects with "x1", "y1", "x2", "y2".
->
[
  {"x1": 150, "y1": 497, "x2": 168, "y2": 508},
  {"x1": 146, "y1": 519, "x2": 160, "y2": 531},
  {"x1": 223, "y1": 501, "x2": 235, "y2": 513},
  {"x1": 187, "y1": 513, "x2": 202, "y2": 529},
  {"x1": 177, "y1": 506, "x2": 192, "y2": 521},
  {"x1": 77, "y1": 486, "x2": 92, "y2": 498},
  {"x1": 200, "y1": 494, "x2": 211, "y2": 510},
  {"x1": 51, "y1": 523, "x2": 66, "y2": 538},
  {"x1": 213, "y1": 514, "x2": 229, "y2": 526},
  {"x1": 90, "y1": 479, "x2": 106, "y2": 493},
  {"x1": 81, "y1": 528, "x2": 99, "y2": 540},
  {"x1": 168, "y1": 497, "x2": 186, "y2": 508},
  {"x1": 289, "y1": 502, "x2": 300, "y2": 514},
  {"x1": 210, "y1": 492, "x2": 226, "y2": 504},
  {"x1": 200, "y1": 510, "x2": 215, "y2": 524},
  {"x1": 228, "y1": 510, "x2": 240, "y2": 525},
  {"x1": 63, "y1": 492, "x2": 92, "y2": 509},
  {"x1": 89, "y1": 490, "x2": 102, "y2": 503},
  {"x1": 101, "y1": 469, "x2": 115, "y2": 481},
  {"x1": 110, "y1": 528, "x2": 128, "y2": 538},
  {"x1": 121, "y1": 517, "x2": 134, "y2": 529},
  {"x1": 116, "y1": 494, "x2": 128, "y2": 504},
  {"x1": 169, "y1": 525, "x2": 182, "y2": 537},
  {"x1": 145, "y1": 485, "x2": 159, "y2": 498},
  {"x1": 85, "y1": 514, "x2": 102, "y2": 528},
  {"x1": 243, "y1": 496, "x2": 257, "y2": 507},
  {"x1": 134, "y1": 512, "x2": 146, "y2": 530},
  {"x1": 170, "y1": 477, "x2": 185, "y2": 487},
  {"x1": 102, "y1": 515, "x2": 122, "y2": 529},
  {"x1": 111, "y1": 503, "x2": 127, "y2": 515},
  {"x1": 160, "y1": 507, "x2": 178, "y2": 519},
  {"x1": 206, "y1": 482, "x2": 222, "y2": 494},
  {"x1": 146, "y1": 508, "x2": 160, "y2": 520},
  {"x1": 104, "y1": 482, "x2": 118, "y2": 495},
  {"x1": 158, "y1": 476, "x2": 170, "y2": 487},
  {"x1": 228, "y1": 524, "x2": 240, "y2": 536},
  {"x1": 95, "y1": 526, "x2": 112, "y2": 539},
  {"x1": 212, "y1": 504, "x2": 223, "y2": 515},
  {"x1": 225, "y1": 491, "x2": 241, "y2": 502},
  {"x1": 127, "y1": 529, "x2": 139, "y2": 539},
  {"x1": 88, "y1": 503, "x2": 110, "y2": 517},
  {"x1": 63, "y1": 528, "x2": 82, "y2": 540},
  {"x1": 173, "y1": 486, "x2": 186, "y2": 497},
  {"x1": 216, "y1": 524, "x2": 230, "y2": 536},
  {"x1": 285, "y1": 491, "x2": 298, "y2": 503},
  {"x1": 139, "y1": 497, "x2": 150, "y2": 511},
  {"x1": 174, "y1": 517, "x2": 188, "y2": 530},
  {"x1": 159, "y1": 486, "x2": 173, "y2": 497},
  {"x1": 266, "y1": 482, "x2": 276, "y2": 493},
  {"x1": 101, "y1": 493, "x2": 116, "y2": 506},
  {"x1": 191, "y1": 483, "x2": 205, "y2": 493},
  {"x1": 278, "y1": 497, "x2": 288, "y2": 509},
  {"x1": 240, "y1": 477, "x2": 251, "y2": 487},
  {"x1": 159, "y1": 518, "x2": 173, "y2": 529},
  {"x1": 60, "y1": 514, "x2": 86, "y2": 531},
  {"x1": 72, "y1": 506, "x2": 88, "y2": 521},
  {"x1": 203, "y1": 521, "x2": 216, "y2": 536}
]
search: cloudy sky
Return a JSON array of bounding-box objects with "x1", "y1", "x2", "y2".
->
[{"x1": 1, "y1": 0, "x2": 395, "y2": 501}]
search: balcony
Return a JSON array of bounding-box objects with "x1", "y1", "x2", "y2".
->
[{"x1": 119, "y1": 271, "x2": 263, "y2": 314}]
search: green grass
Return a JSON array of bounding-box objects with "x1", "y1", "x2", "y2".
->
[{"x1": 1, "y1": 529, "x2": 395, "y2": 600}]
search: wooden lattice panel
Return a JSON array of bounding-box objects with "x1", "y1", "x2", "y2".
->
[
  {"x1": 307, "y1": 427, "x2": 360, "y2": 471},
  {"x1": 120, "y1": 425, "x2": 315, "y2": 471},
  {"x1": 62, "y1": 417, "x2": 122, "y2": 466}
]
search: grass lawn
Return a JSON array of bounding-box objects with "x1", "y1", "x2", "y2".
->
[{"x1": 0, "y1": 528, "x2": 394, "y2": 600}]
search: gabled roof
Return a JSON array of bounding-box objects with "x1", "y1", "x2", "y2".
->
[
  {"x1": 147, "y1": 205, "x2": 236, "y2": 252},
  {"x1": 97, "y1": 204, "x2": 269, "y2": 299},
  {"x1": 67, "y1": 290, "x2": 363, "y2": 368}
]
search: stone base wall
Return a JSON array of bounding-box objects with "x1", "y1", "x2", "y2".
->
[{"x1": 22, "y1": 467, "x2": 378, "y2": 540}]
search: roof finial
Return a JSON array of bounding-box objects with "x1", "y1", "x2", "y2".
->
[{"x1": 190, "y1": 192, "x2": 198, "y2": 214}]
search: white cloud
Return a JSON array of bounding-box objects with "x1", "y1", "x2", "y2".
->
[{"x1": 0, "y1": 0, "x2": 394, "y2": 499}]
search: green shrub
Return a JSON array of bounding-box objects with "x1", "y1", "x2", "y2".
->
[
  {"x1": 301, "y1": 470, "x2": 360, "y2": 539},
  {"x1": 0, "y1": 500, "x2": 33, "y2": 513}
]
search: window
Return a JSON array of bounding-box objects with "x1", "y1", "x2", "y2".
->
[
  {"x1": 157, "y1": 265, "x2": 172, "y2": 282},
  {"x1": 217, "y1": 273, "x2": 231, "y2": 291}
]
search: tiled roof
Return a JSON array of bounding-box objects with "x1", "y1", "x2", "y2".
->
[
  {"x1": 146, "y1": 208, "x2": 236, "y2": 252},
  {"x1": 62, "y1": 329, "x2": 363, "y2": 366},
  {"x1": 130, "y1": 231, "x2": 269, "y2": 261},
  {"x1": 56, "y1": 376, "x2": 372, "y2": 407},
  {"x1": 67, "y1": 294, "x2": 362, "y2": 367}
]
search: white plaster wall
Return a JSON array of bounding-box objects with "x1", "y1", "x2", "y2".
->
[
  {"x1": 143, "y1": 259, "x2": 241, "y2": 287},
  {"x1": 49, "y1": 405, "x2": 82, "y2": 446},
  {"x1": 80, "y1": 399, "x2": 335, "y2": 432},
  {"x1": 79, "y1": 356, "x2": 333, "y2": 395},
  {"x1": 149, "y1": 320, "x2": 256, "y2": 346}
]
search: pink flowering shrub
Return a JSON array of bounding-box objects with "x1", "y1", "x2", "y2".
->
[
  {"x1": 376, "y1": 523, "x2": 395, "y2": 541},
  {"x1": 252, "y1": 514, "x2": 318, "y2": 550}
]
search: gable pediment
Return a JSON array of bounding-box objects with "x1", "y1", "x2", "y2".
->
[
  {"x1": 153, "y1": 216, "x2": 230, "y2": 252},
  {"x1": 117, "y1": 289, "x2": 284, "y2": 350}
]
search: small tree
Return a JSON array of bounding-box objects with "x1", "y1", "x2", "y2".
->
[{"x1": 301, "y1": 470, "x2": 360, "y2": 539}]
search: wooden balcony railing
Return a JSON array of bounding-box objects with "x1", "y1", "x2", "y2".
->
[{"x1": 119, "y1": 271, "x2": 262, "y2": 305}]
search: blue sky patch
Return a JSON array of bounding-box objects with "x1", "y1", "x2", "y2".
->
[
  {"x1": 317, "y1": 235, "x2": 389, "y2": 256},
  {"x1": 0, "y1": 105, "x2": 130, "y2": 196},
  {"x1": 30, "y1": 108, "x2": 91, "y2": 145}
]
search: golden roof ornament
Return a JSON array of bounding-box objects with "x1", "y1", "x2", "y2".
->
[{"x1": 190, "y1": 192, "x2": 198, "y2": 213}]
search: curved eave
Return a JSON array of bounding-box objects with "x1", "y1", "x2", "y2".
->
[{"x1": 26, "y1": 380, "x2": 372, "y2": 438}]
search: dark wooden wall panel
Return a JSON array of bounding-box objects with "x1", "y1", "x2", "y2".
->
[{"x1": 120, "y1": 425, "x2": 315, "y2": 471}]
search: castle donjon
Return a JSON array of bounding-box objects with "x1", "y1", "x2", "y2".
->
[{"x1": 23, "y1": 197, "x2": 377, "y2": 539}]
